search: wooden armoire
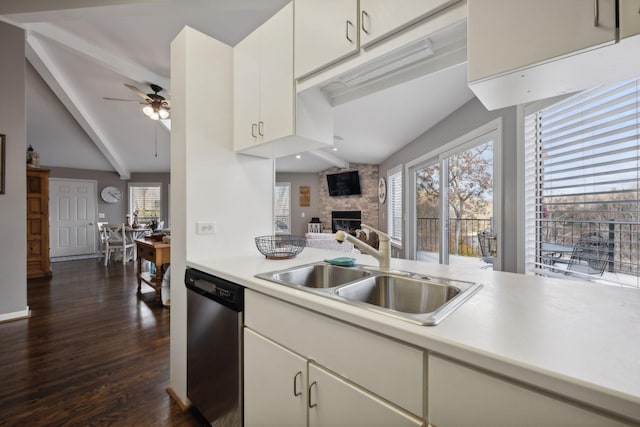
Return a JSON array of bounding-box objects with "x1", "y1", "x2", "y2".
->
[{"x1": 27, "y1": 168, "x2": 52, "y2": 279}]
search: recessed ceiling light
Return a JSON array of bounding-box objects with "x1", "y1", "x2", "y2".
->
[
  {"x1": 295, "y1": 155, "x2": 302, "y2": 159},
  {"x1": 331, "y1": 147, "x2": 338, "y2": 151}
]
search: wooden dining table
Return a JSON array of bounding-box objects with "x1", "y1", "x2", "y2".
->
[{"x1": 135, "y1": 238, "x2": 170, "y2": 297}]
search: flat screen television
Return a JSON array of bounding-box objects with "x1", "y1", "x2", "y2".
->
[{"x1": 326, "y1": 170, "x2": 361, "y2": 196}]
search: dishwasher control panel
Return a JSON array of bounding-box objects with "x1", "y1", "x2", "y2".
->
[{"x1": 185, "y1": 268, "x2": 244, "y2": 311}]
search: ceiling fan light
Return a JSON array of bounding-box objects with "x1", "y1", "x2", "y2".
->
[
  {"x1": 142, "y1": 105, "x2": 154, "y2": 117},
  {"x1": 149, "y1": 111, "x2": 160, "y2": 120},
  {"x1": 158, "y1": 108, "x2": 170, "y2": 119}
]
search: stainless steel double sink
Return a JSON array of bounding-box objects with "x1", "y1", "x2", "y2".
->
[{"x1": 256, "y1": 262, "x2": 482, "y2": 325}]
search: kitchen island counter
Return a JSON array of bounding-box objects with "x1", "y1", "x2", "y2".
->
[{"x1": 188, "y1": 248, "x2": 640, "y2": 423}]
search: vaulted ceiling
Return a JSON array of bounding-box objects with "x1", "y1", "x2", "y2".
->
[{"x1": 1, "y1": 0, "x2": 474, "y2": 177}]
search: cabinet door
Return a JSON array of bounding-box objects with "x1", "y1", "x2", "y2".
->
[
  {"x1": 233, "y1": 28, "x2": 260, "y2": 151},
  {"x1": 259, "y1": 2, "x2": 294, "y2": 144},
  {"x1": 428, "y1": 355, "x2": 628, "y2": 427},
  {"x1": 308, "y1": 363, "x2": 424, "y2": 427},
  {"x1": 359, "y1": 0, "x2": 457, "y2": 48},
  {"x1": 468, "y1": 0, "x2": 617, "y2": 82},
  {"x1": 244, "y1": 329, "x2": 307, "y2": 427},
  {"x1": 619, "y1": 0, "x2": 640, "y2": 39},
  {"x1": 294, "y1": 0, "x2": 359, "y2": 79}
]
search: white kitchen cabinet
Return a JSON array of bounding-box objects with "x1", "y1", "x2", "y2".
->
[
  {"x1": 233, "y1": 2, "x2": 294, "y2": 151},
  {"x1": 428, "y1": 354, "x2": 629, "y2": 427},
  {"x1": 619, "y1": 0, "x2": 640, "y2": 39},
  {"x1": 244, "y1": 328, "x2": 307, "y2": 427},
  {"x1": 294, "y1": 0, "x2": 359, "y2": 79},
  {"x1": 359, "y1": 0, "x2": 458, "y2": 48},
  {"x1": 467, "y1": 0, "x2": 617, "y2": 84},
  {"x1": 307, "y1": 362, "x2": 424, "y2": 427}
]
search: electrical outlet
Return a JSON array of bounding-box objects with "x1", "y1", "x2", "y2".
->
[
  {"x1": 301, "y1": 212, "x2": 305, "y2": 218},
  {"x1": 98, "y1": 213, "x2": 105, "y2": 219},
  {"x1": 196, "y1": 221, "x2": 216, "y2": 235}
]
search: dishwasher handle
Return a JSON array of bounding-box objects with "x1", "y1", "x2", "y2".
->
[{"x1": 185, "y1": 268, "x2": 244, "y2": 312}]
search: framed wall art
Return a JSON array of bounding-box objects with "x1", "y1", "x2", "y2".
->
[{"x1": 0, "y1": 134, "x2": 5, "y2": 194}]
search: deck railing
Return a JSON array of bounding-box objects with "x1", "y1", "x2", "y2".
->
[{"x1": 416, "y1": 218, "x2": 492, "y2": 257}]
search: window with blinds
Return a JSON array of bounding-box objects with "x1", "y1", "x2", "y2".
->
[
  {"x1": 128, "y1": 183, "x2": 162, "y2": 224},
  {"x1": 524, "y1": 77, "x2": 640, "y2": 287},
  {"x1": 274, "y1": 182, "x2": 291, "y2": 234},
  {"x1": 388, "y1": 167, "x2": 403, "y2": 244}
]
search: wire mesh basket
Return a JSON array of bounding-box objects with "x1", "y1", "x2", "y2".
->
[{"x1": 255, "y1": 235, "x2": 306, "y2": 260}]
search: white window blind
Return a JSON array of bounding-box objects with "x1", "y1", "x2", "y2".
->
[
  {"x1": 274, "y1": 182, "x2": 291, "y2": 234},
  {"x1": 128, "y1": 183, "x2": 161, "y2": 224},
  {"x1": 388, "y1": 168, "x2": 403, "y2": 244},
  {"x1": 524, "y1": 77, "x2": 640, "y2": 287}
]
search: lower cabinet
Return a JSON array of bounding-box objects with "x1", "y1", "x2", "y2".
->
[
  {"x1": 244, "y1": 327, "x2": 424, "y2": 427},
  {"x1": 428, "y1": 354, "x2": 629, "y2": 427},
  {"x1": 244, "y1": 328, "x2": 307, "y2": 426}
]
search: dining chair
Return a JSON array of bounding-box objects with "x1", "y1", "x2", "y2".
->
[
  {"x1": 104, "y1": 223, "x2": 136, "y2": 265},
  {"x1": 96, "y1": 222, "x2": 109, "y2": 263}
]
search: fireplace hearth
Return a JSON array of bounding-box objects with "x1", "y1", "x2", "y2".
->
[{"x1": 331, "y1": 211, "x2": 361, "y2": 234}]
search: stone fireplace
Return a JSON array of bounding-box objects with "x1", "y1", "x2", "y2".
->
[{"x1": 331, "y1": 211, "x2": 361, "y2": 234}]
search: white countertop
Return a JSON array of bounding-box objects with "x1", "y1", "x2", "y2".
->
[{"x1": 187, "y1": 247, "x2": 640, "y2": 422}]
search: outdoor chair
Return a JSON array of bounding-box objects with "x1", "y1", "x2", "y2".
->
[
  {"x1": 477, "y1": 230, "x2": 495, "y2": 269},
  {"x1": 566, "y1": 231, "x2": 613, "y2": 276}
]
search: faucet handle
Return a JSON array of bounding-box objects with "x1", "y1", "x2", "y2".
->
[{"x1": 360, "y1": 223, "x2": 390, "y2": 241}]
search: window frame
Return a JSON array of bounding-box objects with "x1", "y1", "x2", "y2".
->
[
  {"x1": 274, "y1": 182, "x2": 291, "y2": 235},
  {"x1": 127, "y1": 182, "x2": 162, "y2": 225},
  {"x1": 387, "y1": 166, "x2": 403, "y2": 247}
]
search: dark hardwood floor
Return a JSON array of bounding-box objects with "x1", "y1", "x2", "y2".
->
[{"x1": 0, "y1": 259, "x2": 205, "y2": 426}]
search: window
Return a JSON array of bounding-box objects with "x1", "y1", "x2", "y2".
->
[
  {"x1": 387, "y1": 167, "x2": 403, "y2": 245},
  {"x1": 274, "y1": 182, "x2": 291, "y2": 234},
  {"x1": 128, "y1": 183, "x2": 162, "y2": 224},
  {"x1": 524, "y1": 77, "x2": 640, "y2": 287}
]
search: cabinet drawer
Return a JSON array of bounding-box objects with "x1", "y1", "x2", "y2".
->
[
  {"x1": 245, "y1": 290, "x2": 425, "y2": 416},
  {"x1": 137, "y1": 245, "x2": 155, "y2": 261}
]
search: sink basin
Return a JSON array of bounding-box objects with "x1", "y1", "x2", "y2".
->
[
  {"x1": 258, "y1": 263, "x2": 371, "y2": 289},
  {"x1": 335, "y1": 275, "x2": 482, "y2": 325},
  {"x1": 335, "y1": 275, "x2": 460, "y2": 314},
  {"x1": 256, "y1": 262, "x2": 482, "y2": 325}
]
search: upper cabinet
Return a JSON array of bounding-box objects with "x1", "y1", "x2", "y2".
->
[
  {"x1": 233, "y1": 2, "x2": 333, "y2": 158},
  {"x1": 359, "y1": 0, "x2": 459, "y2": 48},
  {"x1": 294, "y1": 0, "x2": 359, "y2": 79},
  {"x1": 619, "y1": 0, "x2": 640, "y2": 39},
  {"x1": 294, "y1": 0, "x2": 462, "y2": 80},
  {"x1": 468, "y1": 0, "x2": 640, "y2": 110},
  {"x1": 234, "y1": 2, "x2": 294, "y2": 152}
]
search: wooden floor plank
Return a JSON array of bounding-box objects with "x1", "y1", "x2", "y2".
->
[{"x1": 0, "y1": 259, "x2": 205, "y2": 426}]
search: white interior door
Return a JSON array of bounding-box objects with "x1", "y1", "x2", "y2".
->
[{"x1": 49, "y1": 178, "x2": 98, "y2": 257}]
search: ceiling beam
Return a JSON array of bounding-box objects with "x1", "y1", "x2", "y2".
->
[
  {"x1": 25, "y1": 23, "x2": 169, "y2": 90},
  {"x1": 0, "y1": 0, "x2": 164, "y2": 15},
  {"x1": 307, "y1": 150, "x2": 349, "y2": 169},
  {"x1": 27, "y1": 33, "x2": 131, "y2": 179}
]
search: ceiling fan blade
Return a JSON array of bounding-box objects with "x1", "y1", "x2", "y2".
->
[
  {"x1": 124, "y1": 83, "x2": 151, "y2": 101},
  {"x1": 103, "y1": 97, "x2": 145, "y2": 103}
]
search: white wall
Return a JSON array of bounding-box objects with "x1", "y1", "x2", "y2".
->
[
  {"x1": 0, "y1": 22, "x2": 29, "y2": 321},
  {"x1": 170, "y1": 26, "x2": 274, "y2": 404}
]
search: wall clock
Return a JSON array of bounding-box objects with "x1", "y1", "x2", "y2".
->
[
  {"x1": 378, "y1": 177, "x2": 387, "y2": 204},
  {"x1": 101, "y1": 186, "x2": 122, "y2": 203}
]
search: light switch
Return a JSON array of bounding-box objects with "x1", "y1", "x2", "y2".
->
[{"x1": 98, "y1": 213, "x2": 105, "y2": 219}]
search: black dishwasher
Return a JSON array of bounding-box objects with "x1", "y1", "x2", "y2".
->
[{"x1": 185, "y1": 268, "x2": 244, "y2": 426}]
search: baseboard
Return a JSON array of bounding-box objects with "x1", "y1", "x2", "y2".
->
[
  {"x1": 0, "y1": 306, "x2": 31, "y2": 324},
  {"x1": 51, "y1": 254, "x2": 99, "y2": 263},
  {"x1": 166, "y1": 387, "x2": 191, "y2": 411}
]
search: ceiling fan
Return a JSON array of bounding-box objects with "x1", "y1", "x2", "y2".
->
[{"x1": 104, "y1": 83, "x2": 170, "y2": 120}]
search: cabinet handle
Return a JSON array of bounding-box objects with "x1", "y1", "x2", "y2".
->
[
  {"x1": 361, "y1": 10, "x2": 370, "y2": 34},
  {"x1": 308, "y1": 381, "x2": 317, "y2": 408},
  {"x1": 346, "y1": 20, "x2": 354, "y2": 43},
  {"x1": 293, "y1": 371, "x2": 302, "y2": 397},
  {"x1": 593, "y1": 0, "x2": 599, "y2": 27},
  {"x1": 251, "y1": 123, "x2": 257, "y2": 138},
  {"x1": 258, "y1": 121, "x2": 264, "y2": 137}
]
